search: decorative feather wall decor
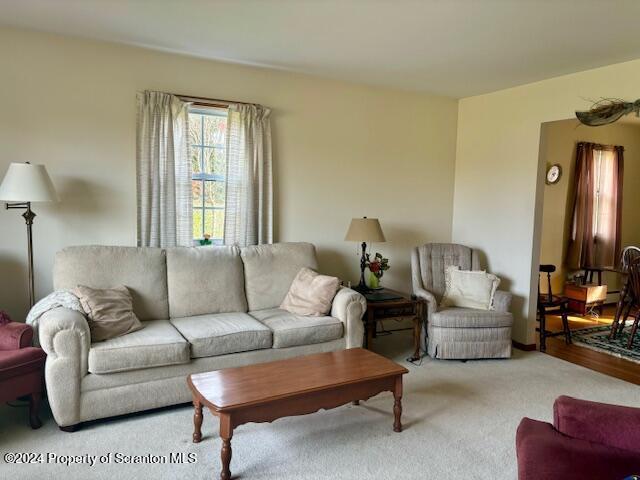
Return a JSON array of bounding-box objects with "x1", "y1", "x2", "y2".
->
[{"x1": 576, "y1": 98, "x2": 640, "y2": 126}]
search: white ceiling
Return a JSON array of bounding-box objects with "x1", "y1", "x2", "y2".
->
[{"x1": 2, "y1": 0, "x2": 640, "y2": 98}]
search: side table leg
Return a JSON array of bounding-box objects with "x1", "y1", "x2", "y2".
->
[
  {"x1": 192, "y1": 398, "x2": 203, "y2": 443},
  {"x1": 409, "y1": 315, "x2": 421, "y2": 361},
  {"x1": 366, "y1": 309, "x2": 374, "y2": 350},
  {"x1": 220, "y1": 414, "x2": 233, "y2": 480},
  {"x1": 393, "y1": 376, "x2": 403, "y2": 433}
]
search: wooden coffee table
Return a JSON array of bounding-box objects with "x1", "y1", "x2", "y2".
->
[{"x1": 187, "y1": 348, "x2": 408, "y2": 480}]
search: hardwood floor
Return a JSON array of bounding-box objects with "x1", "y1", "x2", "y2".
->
[{"x1": 540, "y1": 305, "x2": 640, "y2": 386}]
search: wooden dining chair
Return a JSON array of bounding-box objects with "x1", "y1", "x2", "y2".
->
[
  {"x1": 537, "y1": 264, "x2": 572, "y2": 352},
  {"x1": 623, "y1": 257, "x2": 640, "y2": 349},
  {"x1": 609, "y1": 246, "x2": 640, "y2": 340}
]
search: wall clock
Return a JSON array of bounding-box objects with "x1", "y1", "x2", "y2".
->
[{"x1": 546, "y1": 164, "x2": 562, "y2": 185}]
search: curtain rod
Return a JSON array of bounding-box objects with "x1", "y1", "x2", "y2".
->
[
  {"x1": 172, "y1": 93, "x2": 254, "y2": 109},
  {"x1": 577, "y1": 141, "x2": 624, "y2": 151}
]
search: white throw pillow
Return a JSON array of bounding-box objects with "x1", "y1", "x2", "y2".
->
[
  {"x1": 280, "y1": 268, "x2": 340, "y2": 316},
  {"x1": 440, "y1": 266, "x2": 500, "y2": 310}
]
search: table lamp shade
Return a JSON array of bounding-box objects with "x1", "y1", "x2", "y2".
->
[
  {"x1": 0, "y1": 163, "x2": 58, "y2": 203},
  {"x1": 345, "y1": 217, "x2": 386, "y2": 242}
]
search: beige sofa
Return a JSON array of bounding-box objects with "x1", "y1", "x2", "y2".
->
[{"x1": 38, "y1": 242, "x2": 366, "y2": 429}]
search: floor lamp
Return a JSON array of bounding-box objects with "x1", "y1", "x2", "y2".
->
[{"x1": 0, "y1": 163, "x2": 58, "y2": 308}]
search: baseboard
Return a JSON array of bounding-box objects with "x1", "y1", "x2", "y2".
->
[{"x1": 512, "y1": 340, "x2": 536, "y2": 351}]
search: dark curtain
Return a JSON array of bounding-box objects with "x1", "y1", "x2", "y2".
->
[{"x1": 566, "y1": 142, "x2": 624, "y2": 269}]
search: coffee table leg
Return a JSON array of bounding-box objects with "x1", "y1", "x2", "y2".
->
[
  {"x1": 220, "y1": 414, "x2": 233, "y2": 480},
  {"x1": 393, "y1": 376, "x2": 403, "y2": 433},
  {"x1": 192, "y1": 398, "x2": 203, "y2": 443}
]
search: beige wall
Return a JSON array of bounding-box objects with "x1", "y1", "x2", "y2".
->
[
  {"x1": 453, "y1": 58, "x2": 640, "y2": 345},
  {"x1": 0, "y1": 27, "x2": 458, "y2": 320},
  {"x1": 539, "y1": 119, "x2": 640, "y2": 295}
]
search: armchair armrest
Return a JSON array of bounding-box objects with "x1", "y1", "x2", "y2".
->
[
  {"x1": 553, "y1": 395, "x2": 640, "y2": 454},
  {"x1": 38, "y1": 307, "x2": 90, "y2": 427},
  {"x1": 493, "y1": 290, "x2": 512, "y2": 313},
  {"x1": 516, "y1": 417, "x2": 640, "y2": 480},
  {"x1": 0, "y1": 322, "x2": 33, "y2": 350},
  {"x1": 412, "y1": 287, "x2": 437, "y2": 316},
  {"x1": 331, "y1": 287, "x2": 366, "y2": 348},
  {"x1": 411, "y1": 247, "x2": 437, "y2": 316}
]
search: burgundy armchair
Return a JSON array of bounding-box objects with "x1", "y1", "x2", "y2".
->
[
  {"x1": 0, "y1": 321, "x2": 46, "y2": 428},
  {"x1": 516, "y1": 396, "x2": 640, "y2": 480}
]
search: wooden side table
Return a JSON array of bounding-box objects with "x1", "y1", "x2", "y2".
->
[{"x1": 362, "y1": 289, "x2": 425, "y2": 361}]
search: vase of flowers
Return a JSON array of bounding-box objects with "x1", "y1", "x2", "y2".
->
[
  {"x1": 199, "y1": 233, "x2": 212, "y2": 246},
  {"x1": 366, "y1": 252, "x2": 390, "y2": 289}
]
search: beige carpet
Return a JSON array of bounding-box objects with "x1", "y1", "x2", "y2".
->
[{"x1": 2, "y1": 330, "x2": 639, "y2": 480}]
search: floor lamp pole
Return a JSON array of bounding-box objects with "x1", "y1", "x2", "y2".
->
[{"x1": 7, "y1": 202, "x2": 36, "y2": 308}]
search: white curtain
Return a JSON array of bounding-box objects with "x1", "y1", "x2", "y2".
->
[
  {"x1": 136, "y1": 91, "x2": 192, "y2": 247},
  {"x1": 223, "y1": 103, "x2": 273, "y2": 246}
]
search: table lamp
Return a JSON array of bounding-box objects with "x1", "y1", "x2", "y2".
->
[
  {"x1": 344, "y1": 217, "x2": 386, "y2": 292},
  {"x1": 0, "y1": 162, "x2": 58, "y2": 307}
]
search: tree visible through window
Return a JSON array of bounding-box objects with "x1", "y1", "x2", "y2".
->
[{"x1": 188, "y1": 107, "x2": 227, "y2": 243}]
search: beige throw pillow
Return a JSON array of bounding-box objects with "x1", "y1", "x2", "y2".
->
[
  {"x1": 74, "y1": 285, "x2": 144, "y2": 342},
  {"x1": 280, "y1": 268, "x2": 340, "y2": 316},
  {"x1": 440, "y1": 266, "x2": 500, "y2": 310}
]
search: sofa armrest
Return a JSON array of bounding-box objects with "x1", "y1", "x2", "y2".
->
[
  {"x1": 516, "y1": 417, "x2": 640, "y2": 480},
  {"x1": 39, "y1": 307, "x2": 90, "y2": 427},
  {"x1": 0, "y1": 322, "x2": 33, "y2": 350},
  {"x1": 493, "y1": 290, "x2": 512, "y2": 313},
  {"x1": 553, "y1": 395, "x2": 640, "y2": 454},
  {"x1": 331, "y1": 287, "x2": 366, "y2": 348}
]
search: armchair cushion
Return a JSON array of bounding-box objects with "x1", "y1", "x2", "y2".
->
[
  {"x1": 440, "y1": 266, "x2": 500, "y2": 310},
  {"x1": 553, "y1": 395, "x2": 640, "y2": 454},
  {"x1": 431, "y1": 307, "x2": 513, "y2": 328},
  {"x1": 0, "y1": 322, "x2": 33, "y2": 350}
]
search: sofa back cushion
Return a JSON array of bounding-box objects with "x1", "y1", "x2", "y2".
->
[
  {"x1": 241, "y1": 243, "x2": 319, "y2": 311},
  {"x1": 166, "y1": 246, "x2": 247, "y2": 317},
  {"x1": 54, "y1": 246, "x2": 168, "y2": 321}
]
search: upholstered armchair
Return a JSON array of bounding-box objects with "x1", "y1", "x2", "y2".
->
[
  {"x1": 411, "y1": 243, "x2": 513, "y2": 359},
  {"x1": 0, "y1": 321, "x2": 46, "y2": 428}
]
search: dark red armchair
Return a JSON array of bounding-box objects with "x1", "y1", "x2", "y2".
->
[
  {"x1": 0, "y1": 321, "x2": 46, "y2": 428},
  {"x1": 516, "y1": 396, "x2": 640, "y2": 480}
]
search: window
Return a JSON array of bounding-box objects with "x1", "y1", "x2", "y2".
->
[
  {"x1": 188, "y1": 107, "x2": 228, "y2": 243},
  {"x1": 592, "y1": 148, "x2": 616, "y2": 243}
]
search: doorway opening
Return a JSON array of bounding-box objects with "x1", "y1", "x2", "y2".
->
[{"x1": 533, "y1": 117, "x2": 640, "y2": 384}]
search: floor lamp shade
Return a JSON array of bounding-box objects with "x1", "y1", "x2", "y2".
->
[
  {"x1": 0, "y1": 163, "x2": 58, "y2": 202},
  {"x1": 0, "y1": 162, "x2": 58, "y2": 308}
]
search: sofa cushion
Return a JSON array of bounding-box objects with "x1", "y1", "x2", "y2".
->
[
  {"x1": 170, "y1": 313, "x2": 272, "y2": 358},
  {"x1": 88, "y1": 320, "x2": 189, "y2": 374},
  {"x1": 431, "y1": 307, "x2": 513, "y2": 328},
  {"x1": 280, "y1": 267, "x2": 340, "y2": 316},
  {"x1": 166, "y1": 246, "x2": 247, "y2": 318},
  {"x1": 54, "y1": 246, "x2": 168, "y2": 321},
  {"x1": 74, "y1": 285, "x2": 143, "y2": 342},
  {"x1": 250, "y1": 308, "x2": 343, "y2": 348},
  {"x1": 241, "y1": 243, "x2": 319, "y2": 311}
]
